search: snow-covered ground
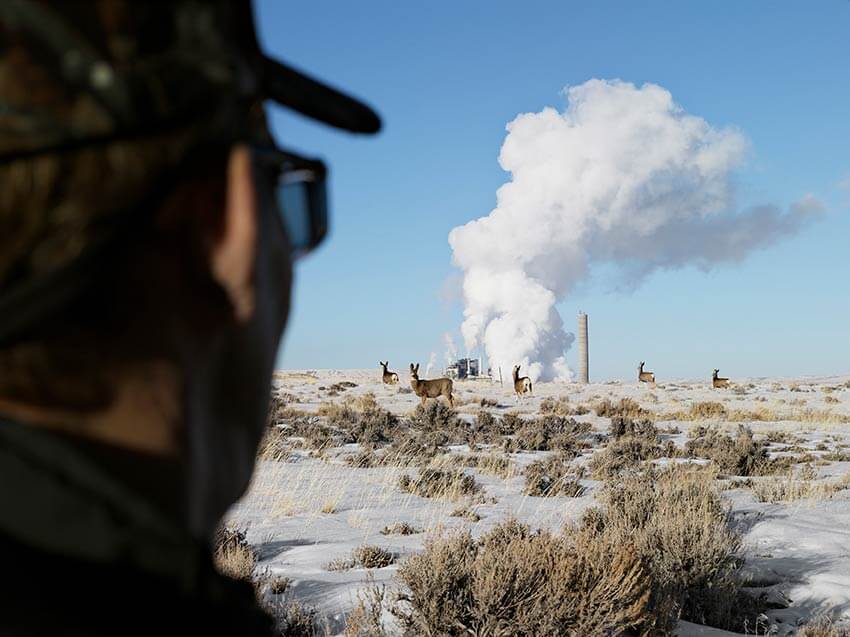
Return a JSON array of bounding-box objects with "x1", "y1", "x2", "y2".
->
[{"x1": 227, "y1": 369, "x2": 850, "y2": 636}]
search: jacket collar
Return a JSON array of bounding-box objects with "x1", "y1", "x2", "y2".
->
[{"x1": 0, "y1": 418, "x2": 204, "y2": 589}]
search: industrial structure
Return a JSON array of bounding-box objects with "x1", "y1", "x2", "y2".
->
[
  {"x1": 577, "y1": 312, "x2": 589, "y2": 384},
  {"x1": 445, "y1": 357, "x2": 484, "y2": 380}
]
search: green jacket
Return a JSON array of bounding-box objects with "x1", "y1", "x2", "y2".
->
[{"x1": 0, "y1": 418, "x2": 275, "y2": 635}]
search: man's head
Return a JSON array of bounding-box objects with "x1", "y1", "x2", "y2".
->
[{"x1": 0, "y1": 0, "x2": 379, "y2": 538}]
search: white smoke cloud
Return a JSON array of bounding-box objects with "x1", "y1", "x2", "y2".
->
[{"x1": 449, "y1": 79, "x2": 822, "y2": 382}]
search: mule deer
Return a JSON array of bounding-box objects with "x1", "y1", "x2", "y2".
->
[
  {"x1": 512, "y1": 364, "x2": 532, "y2": 399},
  {"x1": 712, "y1": 369, "x2": 730, "y2": 389},
  {"x1": 379, "y1": 361, "x2": 399, "y2": 385},
  {"x1": 409, "y1": 363, "x2": 453, "y2": 407},
  {"x1": 638, "y1": 361, "x2": 655, "y2": 384}
]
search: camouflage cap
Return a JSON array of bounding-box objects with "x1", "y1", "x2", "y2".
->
[
  {"x1": 0, "y1": 0, "x2": 381, "y2": 159},
  {"x1": 0, "y1": 1, "x2": 381, "y2": 345}
]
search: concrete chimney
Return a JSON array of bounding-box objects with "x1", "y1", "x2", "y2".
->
[{"x1": 577, "y1": 312, "x2": 589, "y2": 383}]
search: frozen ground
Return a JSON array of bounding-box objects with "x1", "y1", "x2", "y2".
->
[{"x1": 226, "y1": 369, "x2": 850, "y2": 636}]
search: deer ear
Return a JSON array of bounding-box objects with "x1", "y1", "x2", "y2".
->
[
  {"x1": 410, "y1": 364, "x2": 414, "y2": 371},
  {"x1": 415, "y1": 364, "x2": 420, "y2": 372}
]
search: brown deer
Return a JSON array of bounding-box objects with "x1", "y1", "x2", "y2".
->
[
  {"x1": 409, "y1": 363, "x2": 453, "y2": 407},
  {"x1": 712, "y1": 369, "x2": 730, "y2": 389},
  {"x1": 512, "y1": 364, "x2": 532, "y2": 399},
  {"x1": 379, "y1": 361, "x2": 399, "y2": 385},
  {"x1": 638, "y1": 361, "x2": 655, "y2": 384}
]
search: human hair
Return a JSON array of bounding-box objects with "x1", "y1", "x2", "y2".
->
[{"x1": 0, "y1": 128, "x2": 236, "y2": 411}]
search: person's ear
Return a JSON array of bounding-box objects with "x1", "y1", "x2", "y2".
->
[{"x1": 210, "y1": 145, "x2": 257, "y2": 323}]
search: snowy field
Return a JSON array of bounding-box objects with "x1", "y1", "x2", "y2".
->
[{"x1": 225, "y1": 369, "x2": 850, "y2": 636}]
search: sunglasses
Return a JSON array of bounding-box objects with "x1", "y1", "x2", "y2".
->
[{"x1": 250, "y1": 145, "x2": 329, "y2": 260}]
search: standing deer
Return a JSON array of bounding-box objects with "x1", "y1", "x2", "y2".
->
[
  {"x1": 379, "y1": 361, "x2": 399, "y2": 385},
  {"x1": 512, "y1": 364, "x2": 532, "y2": 399},
  {"x1": 409, "y1": 363, "x2": 453, "y2": 407},
  {"x1": 638, "y1": 361, "x2": 655, "y2": 384},
  {"x1": 712, "y1": 369, "x2": 730, "y2": 389}
]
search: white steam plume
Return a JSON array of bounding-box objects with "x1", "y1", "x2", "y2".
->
[
  {"x1": 443, "y1": 333, "x2": 458, "y2": 365},
  {"x1": 449, "y1": 79, "x2": 822, "y2": 382},
  {"x1": 424, "y1": 351, "x2": 437, "y2": 378}
]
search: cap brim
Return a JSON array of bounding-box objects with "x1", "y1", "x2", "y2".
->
[{"x1": 262, "y1": 56, "x2": 381, "y2": 135}]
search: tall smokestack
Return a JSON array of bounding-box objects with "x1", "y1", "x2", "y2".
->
[{"x1": 577, "y1": 312, "x2": 589, "y2": 384}]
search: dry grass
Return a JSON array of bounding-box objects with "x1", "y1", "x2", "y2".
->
[
  {"x1": 258, "y1": 425, "x2": 293, "y2": 461},
  {"x1": 461, "y1": 452, "x2": 517, "y2": 479},
  {"x1": 661, "y1": 401, "x2": 850, "y2": 425},
  {"x1": 395, "y1": 519, "x2": 654, "y2": 636},
  {"x1": 798, "y1": 616, "x2": 850, "y2": 636},
  {"x1": 343, "y1": 579, "x2": 388, "y2": 637},
  {"x1": 265, "y1": 600, "x2": 324, "y2": 636},
  {"x1": 750, "y1": 473, "x2": 850, "y2": 503}
]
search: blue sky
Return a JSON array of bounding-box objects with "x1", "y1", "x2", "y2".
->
[{"x1": 255, "y1": 0, "x2": 849, "y2": 381}]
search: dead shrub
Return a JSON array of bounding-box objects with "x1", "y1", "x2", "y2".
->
[
  {"x1": 380, "y1": 522, "x2": 421, "y2": 536},
  {"x1": 594, "y1": 397, "x2": 649, "y2": 420},
  {"x1": 688, "y1": 401, "x2": 728, "y2": 420},
  {"x1": 462, "y1": 452, "x2": 516, "y2": 479},
  {"x1": 394, "y1": 519, "x2": 653, "y2": 636},
  {"x1": 581, "y1": 465, "x2": 757, "y2": 632},
  {"x1": 268, "y1": 600, "x2": 322, "y2": 637},
  {"x1": 470, "y1": 409, "x2": 517, "y2": 443},
  {"x1": 524, "y1": 456, "x2": 586, "y2": 497},
  {"x1": 385, "y1": 429, "x2": 445, "y2": 465},
  {"x1": 399, "y1": 468, "x2": 480, "y2": 500},
  {"x1": 685, "y1": 425, "x2": 778, "y2": 476},
  {"x1": 267, "y1": 390, "x2": 307, "y2": 424},
  {"x1": 450, "y1": 507, "x2": 481, "y2": 521},
  {"x1": 540, "y1": 395, "x2": 589, "y2": 417},
  {"x1": 499, "y1": 412, "x2": 529, "y2": 434},
  {"x1": 408, "y1": 400, "x2": 478, "y2": 446},
  {"x1": 513, "y1": 415, "x2": 590, "y2": 452},
  {"x1": 589, "y1": 436, "x2": 662, "y2": 480},
  {"x1": 213, "y1": 527, "x2": 256, "y2": 582},
  {"x1": 353, "y1": 545, "x2": 396, "y2": 569},
  {"x1": 609, "y1": 416, "x2": 658, "y2": 441},
  {"x1": 319, "y1": 396, "x2": 401, "y2": 448},
  {"x1": 411, "y1": 400, "x2": 461, "y2": 432}
]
